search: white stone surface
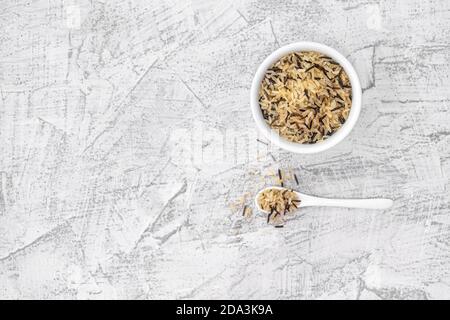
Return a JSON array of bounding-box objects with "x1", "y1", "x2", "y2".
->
[{"x1": 0, "y1": 0, "x2": 449, "y2": 300}]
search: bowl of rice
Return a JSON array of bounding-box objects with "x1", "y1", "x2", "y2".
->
[{"x1": 250, "y1": 42, "x2": 361, "y2": 154}]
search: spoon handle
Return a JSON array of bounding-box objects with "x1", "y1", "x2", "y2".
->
[{"x1": 301, "y1": 196, "x2": 393, "y2": 210}]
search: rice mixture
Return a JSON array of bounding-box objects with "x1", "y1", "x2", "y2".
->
[
  {"x1": 257, "y1": 188, "x2": 300, "y2": 224},
  {"x1": 259, "y1": 51, "x2": 352, "y2": 144}
]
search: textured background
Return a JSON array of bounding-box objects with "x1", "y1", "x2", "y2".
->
[{"x1": 0, "y1": 0, "x2": 449, "y2": 299}]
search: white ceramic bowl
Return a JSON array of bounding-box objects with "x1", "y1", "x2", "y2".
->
[{"x1": 250, "y1": 42, "x2": 361, "y2": 154}]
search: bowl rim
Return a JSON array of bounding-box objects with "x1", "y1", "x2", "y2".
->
[{"x1": 250, "y1": 41, "x2": 362, "y2": 154}]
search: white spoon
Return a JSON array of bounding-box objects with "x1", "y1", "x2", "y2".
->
[{"x1": 255, "y1": 186, "x2": 393, "y2": 213}]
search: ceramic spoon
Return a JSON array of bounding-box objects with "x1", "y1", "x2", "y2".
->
[{"x1": 255, "y1": 186, "x2": 393, "y2": 212}]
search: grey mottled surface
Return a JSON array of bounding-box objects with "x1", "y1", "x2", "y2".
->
[{"x1": 0, "y1": 0, "x2": 449, "y2": 300}]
